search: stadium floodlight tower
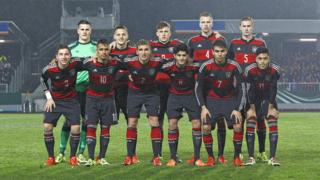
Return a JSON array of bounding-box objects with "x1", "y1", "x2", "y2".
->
[{"x1": 60, "y1": 0, "x2": 120, "y2": 45}]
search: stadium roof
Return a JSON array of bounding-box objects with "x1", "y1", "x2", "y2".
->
[{"x1": 0, "y1": 21, "x2": 29, "y2": 44}]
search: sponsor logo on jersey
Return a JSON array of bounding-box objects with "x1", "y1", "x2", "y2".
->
[
  {"x1": 168, "y1": 47, "x2": 174, "y2": 53},
  {"x1": 133, "y1": 71, "x2": 138, "y2": 74},
  {"x1": 93, "y1": 69, "x2": 98, "y2": 72},
  {"x1": 170, "y1": 74, "x2": 175, "y2": 77},
  {"x1": 197, "y1": 44, "x2": 202, "y2": 47},
  {"x1": 149, "y1": 69, "x2": 156, "y2": 76},
  {"x1": 70, "y1": 69, "x2": 76, "y2": 76},
  {"x1": 254, "y1": 77, "x2": 259, "y2": 81},
  {"x1": 265, "y1": 74, "x2": 271, "y2": 81},
  {"x1": 237, "y1": 47, "x2": 241, "y2": 51},
  {"x1": 225, "y1": 71, "x2": 232, "y2": 79},
  {"x1": 252, "y1": 46, "x2": 258, "y2": 53},
  {"x1": 75, "y1": 50, "x2": 80, "y2": 53},
  {"x1": 210, "y1": 73, "x2": 215, "y2": 77},
  {"x1": 186, "y1": 71, "x2": 192, "y2": 78},
  {"x1": 108, "y1": 66, "x2": 114, "y2": 74},
  {"x1": 153, "y1": 48, "x2": 158, "y2": 51},
  {"x1": 55, "y1": 76, "x2": 60, "y2": 79}
]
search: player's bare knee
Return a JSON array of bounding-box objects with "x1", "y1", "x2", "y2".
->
[
  {"x1": 70, "y1": 125, "x2": 80, "y2": 132},
  {"x1": 191, "y1": 119, "x2": 201, "y2": 129},
  {"x1": 233, "y1": 124, "x2": 242, "y2": 132},
  {"x1": 168, "y1": 119, "x2": 178, "y2": 130},
  {"x1": 149, "y1": 116, "x2": 159, "y2": 126},
  {"x1": 128, "y1": 118, "x2": 138, "y2": 128},
  {"x1": 203, "y1": 125, "x2": 211, "y2": 134},
  {"x1": 43, "y1": 124, "x2": 53, "y2": 131}
]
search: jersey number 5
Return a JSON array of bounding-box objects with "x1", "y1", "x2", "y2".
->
[{"x1": 244, "y1": 54, "x2": 248, "y2": 63}]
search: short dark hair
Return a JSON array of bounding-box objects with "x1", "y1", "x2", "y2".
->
[
  {"x1": 156, "y1": 21, "x2": 170, "y2": 30},
  {"x1": 256, "y1": 47, "x2": 269, "y2": 56},
  {"x1": 212, "y1": 39, "x2": 227, "y2": 50},
  {"x1": 200, "y1": 12, "x2": 213, "y2": 20},
  {"x1": 56, "y1": 44, "x2": 71, "y2": 54},
  {"x1": 97, "y1": 38, "x2": 109, "y2": 46},
  {"x1": 240, "y1": 16, "x2": 254, "y2": 25},
  {"x1": 173, "y1": 43, "x2": 189, "y2": 55},
  {"x1": 136, "y1": 39, "x2": 151, "y2": 49},
  {"x1": 114, "y1": 25, "x2": 128, "y2": 33},
  {"x1": 78, "y1": 20, "x2": 91, "y2": 27}
]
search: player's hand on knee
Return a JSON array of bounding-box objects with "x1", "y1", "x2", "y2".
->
[
  {"x1": 267, "y1": 107, "x2": 279, "y2": 119},
  {"x1": 49, "y1": 59, "x2": 57, "y2": 65},
  {"x1": 231, "y1": 110, "x2": 242, "y2": 124},
  {"x1": 246, "y1": 108, "x2": 257, "y2": 119},
  {"x1": 109, "y1": 41, "x2": 117, "y2": 49},
  {"x1": 201, "y1": 106, "x2": 211, "y2": 124},
  {"x1": 91, "y1": 53, "x2": 98, "y2": 63},
  {"x1": 44, "y1": 99, "x2": 56, "y2": 112}
]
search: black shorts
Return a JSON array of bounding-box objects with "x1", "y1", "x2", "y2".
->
[
  {"x1": 203, "y1": 97, "x2": 239, "y2": 127},
  {"x1": 167, "y1": 94, "x2": 200, "y2": 121},
  {"x1": 76, "y1": 92, "x2": 86, "y2": 118},
  {"x1": 127, "y1": 88, "x2": 160, "y2": 118},
  {"x1": 85, "y1": 96, "x2": 118, "y2": 126},
  {"x1": 43, "y1": 98, "x2": 81, "y2": 127},
  {"x1": 254, "y1": 99, "x2": 278, "y2": 118}
]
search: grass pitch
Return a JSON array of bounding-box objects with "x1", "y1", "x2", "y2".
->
[{"x1": 0, "y1": 113, "x2": 319, "y2": 180}]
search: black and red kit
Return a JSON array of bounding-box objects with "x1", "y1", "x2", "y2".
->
[
  {"x1": 227, "y1": 37, "x2": 267, "y2": 71},
  {"x1": 188, "y1": 33, "x2": 226, "y2": 64}
]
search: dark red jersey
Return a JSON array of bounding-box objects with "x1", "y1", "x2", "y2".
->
[
  {"x1": 150, "y1": 39, "x2": 183, "y2": 60},
  {"x1": 123, "y1": 56, "x2": 165, "y2": 93},
  {"x1": 161, "y1": 60, "x2": 200, "y2": 95},
  {"x1": 245, "y1": 61, "x2": 280, "y2": 104},
  {"x1": 196, "y1": 59, "x2": 246, "y2": 111},
  {"x1": 83, "y1": 57, "x2": 125, "y2": 99},
  {"x1": 40, "y1": 57, "x2": 85, "y2": 99},
  {"x1": 110, "y1": 46, "x2": 136, "y2": 88},
  {"x1": 188, "y1": 33, "x2": 226, "y2": 64},
  {"x1": 227, "y1": 37, "x2": 267, "y2": 72}
]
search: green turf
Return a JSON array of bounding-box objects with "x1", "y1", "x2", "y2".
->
[{"x1": 0, "y1": 113, "x2": 319, "y2": 180}]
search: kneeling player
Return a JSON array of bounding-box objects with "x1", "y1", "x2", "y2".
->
[
  {"x1": 196, "y1": 39, "x2": 246, "y2": 166},
  {"x1": 244, "y1": 47, "x2": 280, "y2": 166},
  {"x1": 160, "y1": 43, "x2": 206, "y2": 166},
  {"x1": 41, "y1": 44, "x2": 86, "y2": 166},
  {"x1": 83, "y1": 39, "x2": 125, "y2": 167}
]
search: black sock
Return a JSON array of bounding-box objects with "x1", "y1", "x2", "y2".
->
[
  {"x1": 86, "y1": 125, "x2": 97, "y2": 160},
  {"x1": 257, "y1": 120, "x2": 267, "y2": 153},
  {"x1": 246, "y1": 119, "x2": 257, "y2": 158},
  {"x1": 267, "y1": 118, "x2": 278, "y2": 158},
  {"x1": 203, "y1": 132, "x2": 214, "y2": 158},
  {"x1": 70, "y1": 131, "x2": 80, "y2": 157},
  {"x1": 151, "y1": 126, "x2": 161, "y2": 158},
  {"x1": 168, "y1": 129, "x2": 178, "y2": 160},
  {"x1": 159, "y1": 128, "x2": 163, "y2": 157},
  {"x1": 217, "y1": 128, "x2": 226, "y2": 157},
  {"x1": 133, "y1": 129, "x2": 137, "y2": 155},
  {"x1": 126, "y1": 127, "x2": 137, "y2": 157},
  {"x1": 99, "y1": 125, "x2": 110, "y2": 159},
  {"x1": 233, "y1": 131, "x2": 243, "y2": 159},
  {"x1": 193, "y1": 128, "x2": 202, "y2": 161},
  {"x1": 44, "y1": 130, "x2": 54, "y2": 158}
]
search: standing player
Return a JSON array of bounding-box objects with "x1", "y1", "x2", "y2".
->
[
  {"x1": 82, "y1": 39, "x2": 124, "y2": 167},
  {"x1": 244, "y1": 47, "x2": 280, "y2": 166},
  {"x1": 187, "y1": 12, "x2": 228, "y2": 163},
  {"x1": 196, "y1": 39, "x2": 246, "y2": 166},
  {"x1": 122, "y1": 40, "x2": 164, "y2": 166},
  {"x1": 160, "y1": 43, "x2": 206, "y2": 166},
  {"x1": 41, "y1": 44, "x2": 86, "y2": 166},
  {"x1": 226, "y1": 17, "x2": 269, "y2": 162},
  {"x1": 56, "y1": 20, "x2": 97, "y2": 164}
]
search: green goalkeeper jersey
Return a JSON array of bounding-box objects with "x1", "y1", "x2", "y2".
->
[{"x1": 68, "y1": 40, "x2": 97, "y2": 92}]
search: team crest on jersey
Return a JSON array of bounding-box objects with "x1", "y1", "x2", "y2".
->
[
  {"x1": 186, "y1": 71, "x2": 193, "y2": 78},
  {"x1": 149, "y1": 68, "x2": 156, "y2": 76},
  {"x1": 265, "y1": 74, "x2": 271, "y2": 81},
  {"x1": 252, "y1": 46, "x2": 258, "y2": 53},
  {"x1": 70, "y1": 69, "x2": 76, "y2": 76},
  {"x1": 108, "y1": 66, "x2": 115, "y2": 74},
  {"x1": 168, "y1": 47, "x2": 174, "y2": 53},
  {"x1": 225, "y1": 71, "x2": 232, "y2": 79}
]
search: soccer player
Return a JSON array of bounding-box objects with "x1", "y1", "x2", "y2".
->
[
  {"x1": 56, "y1": 20, "x2": 97, "y2": 164},
  {"x1": 196, "y1": 39, "x2": 246, "y2": 166},
  {"x1": 41, "y1": 44, "x2": 86, "y2": 166},
  {"x1": 160, "y1": 43, "x2": 206, "y2": 166},
  {"x1": 226, "y1": 17, "x2": 269, "y2": 162},
  {"x1": 244, "y1": 47, "x2": 280, "y2": 166},
  {"x1": 187, "y1": 12, "x2": 228, "y2": 164},
  {"x1": 82, "y1": 38, "x2": 124, "y2": 167},
  {"x1": 122, "y1": 40, "x2": 164, "y2": 166}
]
